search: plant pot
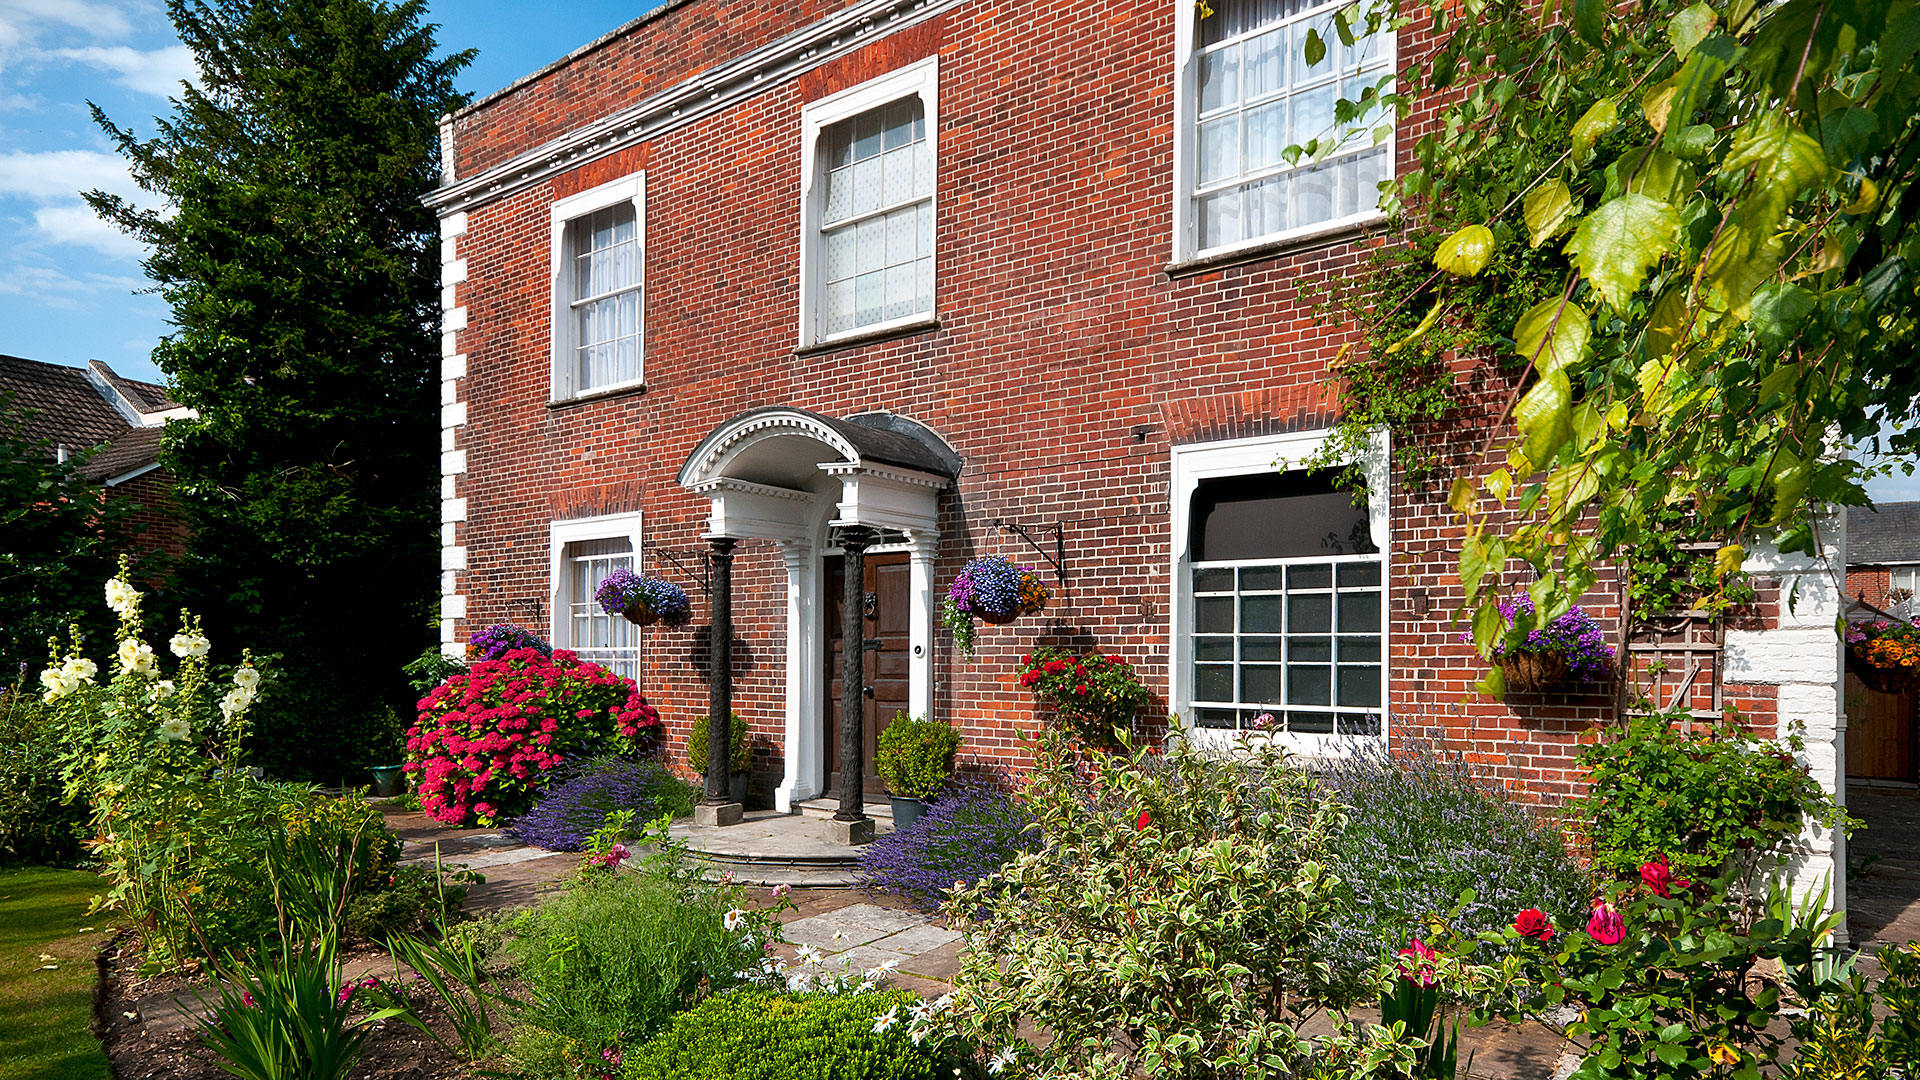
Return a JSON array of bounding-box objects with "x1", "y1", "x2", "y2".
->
[
  {"x1": 701, "y1": 772, "x2": 750, "y2": 805},
  {"x1": 368, "y1": 765, "x2": 405, "y2": 798},
  {"x1": 622, "y1": 606, "x2": 661, "y2": 627},
  {"x1": 977, "y1": 607, "x2": 1023, "y2": 626},
  {"x1": 1850, "y1": 650, "x2": 1920, "y2": 695},
  {"x1": 889, "y1": 794, "x2": 927, "y2": 831},
  {"x1": 1497, "y1": 651, "x2": 1569, "y2": 694}
]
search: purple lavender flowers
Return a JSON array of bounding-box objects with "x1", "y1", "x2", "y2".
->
[
  {"x1": 856, "y1": 779, "x2": 1040, "y2": 911},
  {"x1": 467, "y1": 624, "x2": 552, "y2": 662},
  {"x1": 510, "y1": 757, "x2": 696, "y2": 851}
]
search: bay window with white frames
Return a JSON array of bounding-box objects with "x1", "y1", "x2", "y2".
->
[
  {"x1": 1177, "y1": 0, "x2": 1395, "y2": 259},
  {"x1": 798, "y1": 58, "x2": 937, "y2": 348},
  {"x1": 1171, "y1": 434, "x2": 1391, "y2": 748},
  {"x1": 549, "y1": 516, "x2": 643, "y2": 682},
  {"x1": 549, "y1": 174, "x2": 644, "y2": 401}
]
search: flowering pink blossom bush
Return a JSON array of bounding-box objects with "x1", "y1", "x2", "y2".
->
[{"x1": 405, "y1": 648, "x2": 660, "y2": 826}]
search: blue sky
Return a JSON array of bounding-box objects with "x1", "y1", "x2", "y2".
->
[{"x1": 3, "y1": 0, "x2": 1914, "y2": 501}]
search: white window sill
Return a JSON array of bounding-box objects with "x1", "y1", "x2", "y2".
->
[
  {"x1": 549, "y1": 379, "x2": 647, "y2": 410},
  {"x1": 795, "y1": 314, "x2": 940, "y2": 357},
  {"x1": 1182, "y1": 724, "x2": 1385, "y2": 755},
  {"x1": 1167, "y1": 212, "x2": 1388, "y2": 279}
]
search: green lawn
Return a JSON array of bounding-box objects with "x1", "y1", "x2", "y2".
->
[{"x1": 0, "y1": 868, "x2": 118, "y2": 1080}]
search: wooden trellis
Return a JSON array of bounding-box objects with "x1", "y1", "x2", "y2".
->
[{"x1": 1618, "y1": 542, "x2": 1724, "y2": 723}]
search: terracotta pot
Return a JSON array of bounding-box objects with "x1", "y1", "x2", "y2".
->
[{"x1": 1498, "y1": 652, "x2": 1569, "y2": 694}]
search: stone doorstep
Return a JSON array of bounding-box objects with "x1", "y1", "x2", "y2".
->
[{"x1": 795, "y1": 797, "x2": 894, "y2": 822}]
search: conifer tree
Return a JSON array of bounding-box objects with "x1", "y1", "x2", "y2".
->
[{"x1": 89, "y1": 0, "x2": 471, "y2": 778}]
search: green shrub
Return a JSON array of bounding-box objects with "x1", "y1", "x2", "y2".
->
[
  {"x1": 873, "y1": 715, "x2": 959, "y2": 799},
  {"x1": 0, "y1": 690, "x2": 90, "y2": 866},
  {"x1": 1582, "y1": 711, "x2": 1853, "y2": 880},
  {"x1": 343, "y1": 865, "x2": 465, "y2": 942},
  {"x1": 624, "y1": 988, "x2": 946, "y2": 1080},
  {"x1": 504, "y1": 856, "x2": 774, "y2": 1067},
  {"x1": 925, "y1": 726, "x2": 1424, "y2": 1079},
  {"x1": 686, "y1": 712, "x2": 749, "y2": 776}
]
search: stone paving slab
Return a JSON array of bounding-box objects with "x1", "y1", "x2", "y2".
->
[{"x1": 669, "y1": 809, "x2": 891, "y2": 861}]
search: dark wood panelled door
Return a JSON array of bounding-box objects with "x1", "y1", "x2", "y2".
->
[{"x1": 826, "y1": 552, "x2": 912, "y2": 799}]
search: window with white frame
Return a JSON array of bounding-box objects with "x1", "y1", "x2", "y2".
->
[
  {"x1": 550, "y1": 516, "x2": 644, "y2": 682},
  {"x1": 799, "y1": 59, "x2": 937, "y2": 347},
  {"x1": 1171, "y1": 434, "x2": 1389, "y2": 743},
  {"x1": 1890, "y1": 566, "x2": 1919, "y2": 615},
  {"x1": 1181, "y1": 0, "x2": 1394, "y2": 256},
  {"x1": 550, "y1": 175, "x2": 644, "y2": 400}
]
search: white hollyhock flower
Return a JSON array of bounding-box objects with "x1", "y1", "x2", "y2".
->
[
  {"x1": 158, "y1": 716, "x2": 191, "y2": 742},
  {"x1": 61, "y1": 657, "x2": 98, "y2": 682},
  {"x1": 105, "y1": 578, "x2": 139, "y2": 617},
  {"x1": 232, "y1": 664, "x2": 260, "y2": 692},
  {"x1": 117, "y1": 639, "x2": 158, "y2": 676},
  {"x1": 168, "y1": 632, "x2": 211, "y2": 659},
  {"x1": 152, "y1": 680, "x2": 176, "y2": 700}
]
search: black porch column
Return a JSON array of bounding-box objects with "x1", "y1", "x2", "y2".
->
[
  {"x1": 698, "y1": 535, "x2": 742, "y2": 826},
  {"x1": 832, "y1": 525, "x2": 875, "y2": 844}
]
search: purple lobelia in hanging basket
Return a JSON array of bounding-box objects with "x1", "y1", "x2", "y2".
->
[{"x1": 595, "y1": 569, "x2": 693, "y2": 628}]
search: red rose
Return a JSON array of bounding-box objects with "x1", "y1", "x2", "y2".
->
[
  {"x1": 1074, "y1": 683, "x2": 1090, "y2": 696},
  {"x1": 1640, "y1": 855, "x2": 1673, "y2": 898},
  {"x1": 1513, "y1": 908, "x2": 1554, "y2": 941}
]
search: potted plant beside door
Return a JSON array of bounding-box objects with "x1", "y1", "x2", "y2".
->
[
  {"x1": 687, "y1": 712, "x2": 751, "y2": 805},
  {"x1": 873, "y1": 714, "x2": 960, "y2": 831}
]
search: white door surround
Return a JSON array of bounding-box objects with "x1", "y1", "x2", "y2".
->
[{"x1": 677, "y1": 407, "x2": 957, "y2": 811}]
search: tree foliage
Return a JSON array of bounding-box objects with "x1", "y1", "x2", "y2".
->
[
  {"x1": 88, "y1": 0, "x2": 470, "y2": 776},
  {"x1": 1328, "y1": 0, "x2": 1920, "y2": 689}
]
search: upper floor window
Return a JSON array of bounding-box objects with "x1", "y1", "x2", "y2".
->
[
  {"x1": 1178, "y1": 0, "x2": 1394, "y2": 259},
  {"x1": 799, "y1": 58, "x2": 938, "y2": 348},
  {"x1": 550, "y1": 174, "x2": 644, "y2": 400}
]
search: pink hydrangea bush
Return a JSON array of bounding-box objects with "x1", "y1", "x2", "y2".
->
[{"x1": 405, "y1": 648, "x2": 660, "y2": 826}]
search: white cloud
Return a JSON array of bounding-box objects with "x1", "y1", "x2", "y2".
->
[
  {"x1": 0, "y1": 261, "x2": 144, "y2": 306},
  {"x1": 33, "y1": 201, "x2": 141, "y2": 256},
  {"x1": 0, "y1": 147, "x2": 131, "y2": 202},
  {"x1": 0, "y1": 0, "x2": 137, "y2": 68},
  {"x1": 51, "y1": 43, "x2": 191, "y2": 97}
]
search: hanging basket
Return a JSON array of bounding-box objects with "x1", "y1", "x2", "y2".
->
[
  {"x1": 1498, "y1": 651, "x2": 1570, "y2": 694},
  {"x1": 948, "y1": 558, "x2": 1050, "y2": 625},
  {"x1": 596, "y1": 570, "x2": 693, "y2": 629},
  {"x1": 1849, "y1": 648, "x2": 1920, "y2": 696}
]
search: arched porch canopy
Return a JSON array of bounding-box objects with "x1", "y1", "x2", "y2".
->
[
  {"x1": 676, "y1": 406, "x2": 959, "y2": 542},
  {"x1": 676, "y1": 407, "x2": 959, "y2": 814}
]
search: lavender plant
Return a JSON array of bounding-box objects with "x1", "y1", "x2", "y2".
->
[
  {"x1": 466, "y1": 624, "x2": 552, "y2": 662},
  {"x1": 510, "y1": 757, "x2": 696, "y2": 851},
  {"x1": 1310, "y1": 740, "x2": 1591, "y2": 999},
  {"x1": 856, "y1": 778, "x2": 1039, "y2": 911}
]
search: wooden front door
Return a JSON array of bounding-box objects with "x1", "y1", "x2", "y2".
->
[{"x1": 826, "y1": 552, "x2": 912, "y2": 799}]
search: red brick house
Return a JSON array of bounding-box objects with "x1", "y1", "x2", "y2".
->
[
  {"x1": 427, "y1": 0, "x2": 1848, "y2": 885},
  {"x1": 1, "y1": 354, "x2": 193, "y2": 562}
]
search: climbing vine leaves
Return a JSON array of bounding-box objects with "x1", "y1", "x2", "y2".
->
[{"x1": 1327, "y1": 0, "x2": 1920, "y2": 692}]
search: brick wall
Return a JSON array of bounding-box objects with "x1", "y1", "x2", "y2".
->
[
  {"x1": 435, "y1": 0, "x2": 1809, "y2": 816},
  {"x1": 107, "y1": 466, "x2": 190, "y2": 565},
  {"x1": 1847, "y1": 567, "x2": 1897, "y2": 610}
]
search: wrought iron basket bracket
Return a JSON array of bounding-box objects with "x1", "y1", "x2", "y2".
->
[
  {"x1": 642, "y1": 542, "x2": 713, "y2": 596},
  {"x1": 991, "y1": 519, "x2": 1067, "y2": 589}
]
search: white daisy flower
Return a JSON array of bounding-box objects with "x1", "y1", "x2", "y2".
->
[
  {"x1": 795, "y1": 945, "x2": 824, "y2": 965},
  {"x1": 722, "y1": 908, "x2": 746, "y2": 932},
  {"x1": 988, "y1": 1047, "x2": 1018, "y2": 1075},
  {"x1": 872, "y1": 1006, "x2": 900, "y2": 1034},
  {"x1": 785, "y1": 971, "x2": 813, "y2": 993}
]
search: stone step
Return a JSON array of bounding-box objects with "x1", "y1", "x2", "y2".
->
[
  {"x1": 794, "y1": 797, "x2": 893, "y2": 822},
  {"x1": 691, "y1": 863, "x2": 861, "y2": 888}
]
